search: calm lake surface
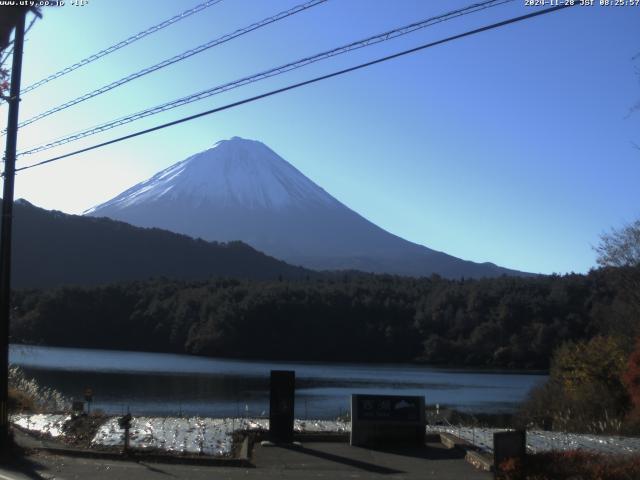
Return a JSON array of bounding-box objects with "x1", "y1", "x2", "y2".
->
[{"x1": 10, "y1": 344, "x2": 546, "y2": 419}]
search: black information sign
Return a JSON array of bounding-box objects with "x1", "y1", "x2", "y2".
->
[
  {"x1": 269, "y1": 370, "x2": 295, "y2": 443},
  {"x1": 355, "y1": 394, "x2": 421, "y2": 422},
  {"x1": 350, "y1": 394, "x2": 425, "y2": 447}
]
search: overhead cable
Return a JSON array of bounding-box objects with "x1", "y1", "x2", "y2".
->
[
  {"x1": 21, "y1": 0, "x2": 225, "y2": 94},
  {"x1": 17, "y1": 0, "x2": 513, "y2": 156},
  {"x1": 12, "y1": 3, "x2": 577, "y2": 174},
  {"x1": 11, "y1": 0, "x2": 327, "y2": 131}
]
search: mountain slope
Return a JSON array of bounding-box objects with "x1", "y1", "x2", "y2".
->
[
  {"x1": 86, "y1": 137, "x2": 529, "y2": 278},
  {"x1": 6, "y1": 199, "x2": 309, "y2": 288}
]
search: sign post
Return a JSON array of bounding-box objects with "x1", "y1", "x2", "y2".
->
[
  {"x1": 118, "y1": 413, "x2": 132, "y2": 455},
  {"x1": 84, "y1": 388, "x2": 93, "y2": 415},
  {"x1": 269, "y1": 370, "x2": 295, "y2": 444}
]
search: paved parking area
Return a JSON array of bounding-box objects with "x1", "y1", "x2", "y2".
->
[
  {"x1": 252, "y1": 441, "x2": 492, "y2": 479},
  {"x1": 1, "y1": 438, "x2": 491, "y2": 479}
]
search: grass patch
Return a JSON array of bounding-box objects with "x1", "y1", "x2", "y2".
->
[
  {"x1": 8, "y1": 386, "x2": 37, "y2": 413},
  {"x1": 8, "y1": 365, "x2": 69, "y2": 413}
]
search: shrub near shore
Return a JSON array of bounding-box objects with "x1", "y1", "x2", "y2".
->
[
  {"x1": 499, "y1": 451, "x2": 640, "y2": 480},
  {"x1": 8, "y1": 365, "x2": 69, "y2": 413},
  {"x1": 519, "y1": 335, "x2": 640, "y2": 435}
]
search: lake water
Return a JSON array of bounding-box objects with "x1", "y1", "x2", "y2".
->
[{"x1": 9, "y1": 344, "x2": 546, "y2": 419}]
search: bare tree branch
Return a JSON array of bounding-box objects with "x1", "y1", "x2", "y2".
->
[{"x1": 595, "y1": 220, "x2": 640, "y2": 314}]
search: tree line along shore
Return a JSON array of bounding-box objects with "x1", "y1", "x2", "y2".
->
[
  {"x1": 8, "y1": 267, "x2": 634, "y2": 368},
  {"x1": 8, "y1": 264, "x2": 640, "y2": 433}
]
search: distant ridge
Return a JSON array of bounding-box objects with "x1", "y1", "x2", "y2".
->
[
  {"x1": 87, "y1": 137, "x2": 531, "y2": 278},
  {"x1": 6, "y1": 199, "x2": 309, "y2": 288}
]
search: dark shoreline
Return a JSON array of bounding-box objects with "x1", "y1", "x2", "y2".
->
[{"x1": 10, "y1": 342, "x2": 548, "y2": 375}]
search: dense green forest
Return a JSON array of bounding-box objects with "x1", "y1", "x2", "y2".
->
[{"x1": 9, "y1": 266, "x2": 639, "y2": 369}]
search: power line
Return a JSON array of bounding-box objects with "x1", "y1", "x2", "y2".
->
[
  {"x1": 20, "y1": 0, "x2": 224, "y2": 95},
  {"x1": 12, "y1": 3, "x2": 577, "y2": 175},
  {"x1": 17, "y1": 0, "x2": 513, "y2": 156},
  {"x1": 11, "y1": 0, "x2": 328, "y2": 132}
]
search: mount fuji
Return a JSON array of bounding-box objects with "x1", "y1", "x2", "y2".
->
[{"x1": 85, "y1": 137, "x2": 527, "y2": 278}]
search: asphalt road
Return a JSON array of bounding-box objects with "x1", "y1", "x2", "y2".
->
[{"x1": 0, "y1": 441, "x2": 491, "y2": 480}]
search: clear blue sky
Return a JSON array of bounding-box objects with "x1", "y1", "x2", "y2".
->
[{"x1": 1, "y1": 0, "x2": 639, "y2": 275}]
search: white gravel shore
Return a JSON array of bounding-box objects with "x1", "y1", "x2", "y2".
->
[
  {"x1": 11, "y1": 414, "x2": 640, "y2": 457},
  {"x1": 428, "y1": 425, "x2": 640, "y2": 455},
  {"x1": 11, "y1": 414, "x2": 349, "y2": 456}
]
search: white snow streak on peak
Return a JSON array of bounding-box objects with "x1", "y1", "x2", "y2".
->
[{"x1": 85, "y1": 137, "x2": 338, "y2": 213}]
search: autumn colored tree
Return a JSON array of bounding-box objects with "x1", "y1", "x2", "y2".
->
[
  {"x1": 623, "y1": 336, "x2": 640, "y2": 421},
  {"x1": 552, "y1": 336, "x2": 629, "y2": 425},
  {"x1": 522, "y1": 335, "x2": 631, "y2": 433},
  {"x1": 552, "y1": 336, "x2": 627, "y2": 393},
  {"x1": 0, "y1": 6, "x2": 40, "y2": 100}
]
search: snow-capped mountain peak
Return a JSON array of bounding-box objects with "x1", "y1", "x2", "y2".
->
[
  {"x1": 85, "y1": 136, "x2": 527, "y2": 278},
  {"x1": 85, "y1": 136, "x2": 336, "y2": 214}
]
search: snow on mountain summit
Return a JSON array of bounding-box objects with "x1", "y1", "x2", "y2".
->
[
  {"x1": 86, "y1": 136, "x2": 527, "y2": 278},
  {"x1": 85, "y1": 137, "x2": 337, "y2": 214}
]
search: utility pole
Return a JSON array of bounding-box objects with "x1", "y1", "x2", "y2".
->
[{"x1": 0, "y1": 9, "x2": 26, "y2": 453}]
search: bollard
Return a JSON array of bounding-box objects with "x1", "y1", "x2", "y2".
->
[{"x1": 493, "y1": 430, "x2": 526, "y2": 478}]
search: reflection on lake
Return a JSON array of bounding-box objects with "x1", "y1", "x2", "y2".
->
[{"x1": 10, "y1": 344, "x2": 546, "y2": 419}]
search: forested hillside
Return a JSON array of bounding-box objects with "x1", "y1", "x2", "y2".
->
[
  {"x1": 6, "y1": 199, "x2": 310, "y2": 287},
  {"x1": 11, "y1": 266, "x2": 638, "y2": 369}
]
